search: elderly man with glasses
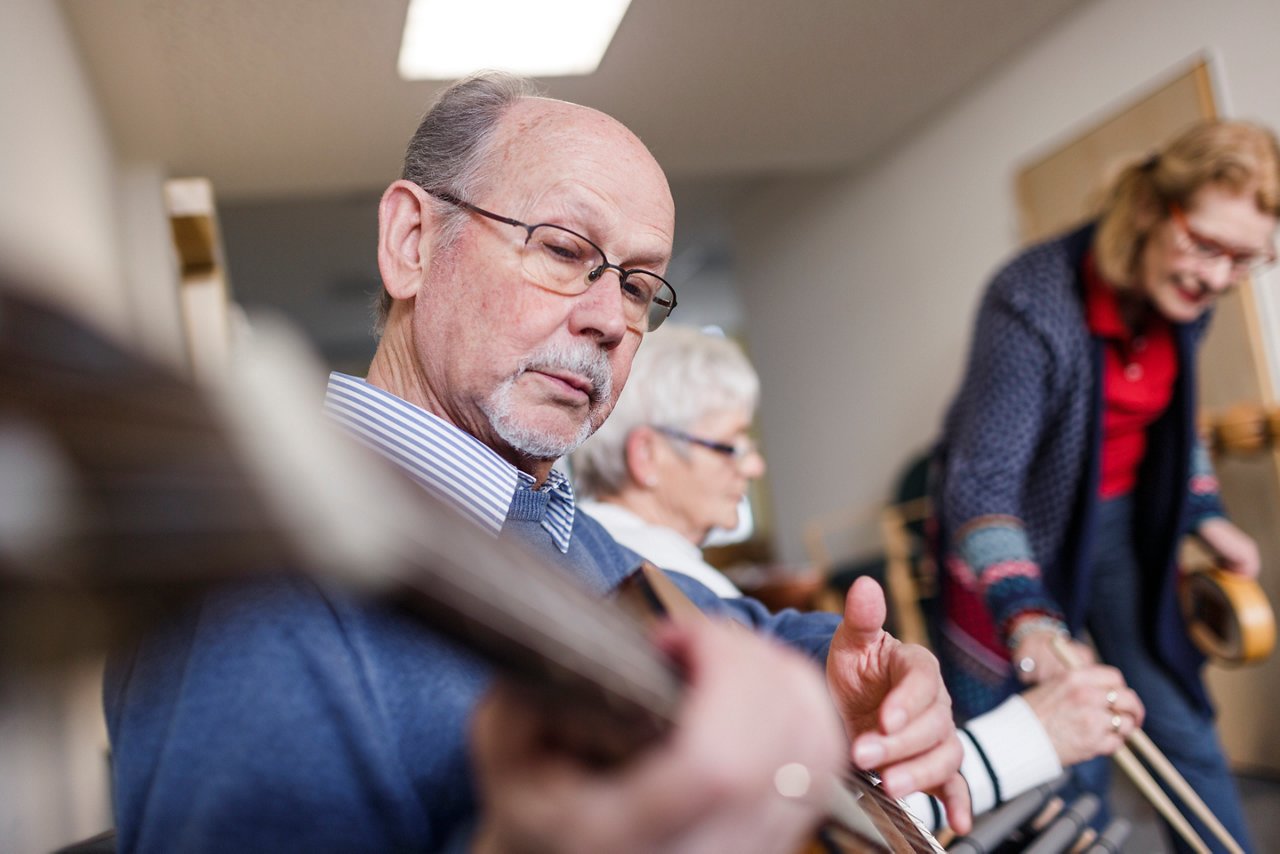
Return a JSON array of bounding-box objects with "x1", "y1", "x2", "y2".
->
[{"x1": 104, "y1": 73, "x2": 968, "y2": 852}]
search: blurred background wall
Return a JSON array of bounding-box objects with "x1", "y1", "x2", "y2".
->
[{"x1": 2, "y1": 3, "x2": 128, "y2": 851}]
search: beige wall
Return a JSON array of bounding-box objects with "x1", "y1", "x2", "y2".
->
[
  {"x1": 0, "y1": 3, "x2": 174, "y2": 851},
  {"x1": 2, "y1": 0, "x2": 125, "y2": 330},
  {"x1": 734, "y1": 0, "x2": 1280, "y2": 565}
]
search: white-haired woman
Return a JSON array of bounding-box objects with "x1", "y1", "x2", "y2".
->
[{"x1": 573, "y1": 325, "x2": 765, "y2": 598}]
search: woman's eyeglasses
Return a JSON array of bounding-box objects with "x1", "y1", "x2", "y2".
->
[
  {"x1": 1169, "y1": 203, "x2": 1276, "y2": 276},
  {"x1": 653, "y1": 425, "x2": 757, "y2": 462}
]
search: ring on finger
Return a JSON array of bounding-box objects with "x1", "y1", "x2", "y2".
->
[
  {"x1": 1105, "y1": 690, "x2": 1118, "y2": 709},
  {"x1": 1110, "y1": 714, "x2": 1123, "y2": 734}
]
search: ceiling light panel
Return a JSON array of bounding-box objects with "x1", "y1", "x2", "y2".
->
[{"x1": 398, "y1": 0, "x2": 633, "y2": 80}]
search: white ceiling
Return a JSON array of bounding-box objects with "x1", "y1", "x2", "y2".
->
[
  {"x1": 62, "y1": 0, "x2": 1089, "y2": 201},
  {"x1": 58, "y1": 0, "x2": 1090, "y2": 367}
]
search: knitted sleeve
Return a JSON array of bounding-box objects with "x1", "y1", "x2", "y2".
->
[
  {"x1": 941, "y1": 282, "x2": 1068, "y2": 644},
  {"x1": 1186, "y1": 435, "x2": 1227, "y2": 527},
  {"x1": 1185, "y1": 314, "x2": 1227, "y2": 527}
]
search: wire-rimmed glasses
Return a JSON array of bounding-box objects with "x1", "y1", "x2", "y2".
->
[
  {"x1": 653, "y1": 425, "x2": 758, "y2": 463},
  {"x1": 425, "y1": 189, "x2": 677, "y2": 331}
]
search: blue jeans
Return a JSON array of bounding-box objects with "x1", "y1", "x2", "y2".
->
[{"x1": 1077, "y1": 495, "x2": 1254, "y2": 854}]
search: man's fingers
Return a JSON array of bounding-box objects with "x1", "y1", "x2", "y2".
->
[
  {"x1": 852, "y1": 697, "x2": 952, "y2": 773},
  {"x1": 874, "y1": 643, "x2": 945, "y2": 735},
  {"x1": 840, "y1": 576, "x2": 888, "y2": 646},
  {"x1": 867, "y1": 708, "x2": 963, "y2": 797},
  {"x1": 937, "y1": 774, "x2": 973, "y2": 836},
  {"x1": 472, "y1": 684, "x2": 543, "y2": 772}
]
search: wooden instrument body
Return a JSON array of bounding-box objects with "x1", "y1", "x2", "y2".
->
[{"x1": 1180, "y1": 568, "x2": 1276, "y2": 665}]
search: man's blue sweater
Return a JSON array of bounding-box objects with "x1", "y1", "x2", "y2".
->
[{"x1": 105, "y1": 485, "x2": 839, "y2": 851}]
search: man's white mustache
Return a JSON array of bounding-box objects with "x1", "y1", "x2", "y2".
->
[{"x1": 520, "y1": 344, "x2": 612, "y2": 404}]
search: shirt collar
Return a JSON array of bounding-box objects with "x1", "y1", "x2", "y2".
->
[
  {"x1": 1083, "y1": 251, "x2": 1131, "y2": 341},
  {"x1": 323, "y1": 372, "x2": 576, "y2": 553}
]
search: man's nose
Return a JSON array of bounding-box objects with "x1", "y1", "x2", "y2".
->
[{"x1": 569, "y1": 268, "x2": 629, "y2": 344}]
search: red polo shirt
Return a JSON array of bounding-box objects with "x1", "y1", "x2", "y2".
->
[{"x1": 1084, "y1": 254, "x2": 1179, "y2": 499}]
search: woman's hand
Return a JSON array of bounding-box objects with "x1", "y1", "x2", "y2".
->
[
  {"x1": 1196, "y1": 517, "x2": 1261, "y2": 579},
  {"x1": 1021, "y1": 665, "x2": 1144, "y2": 766}
]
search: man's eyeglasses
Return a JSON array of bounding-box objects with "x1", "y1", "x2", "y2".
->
[
  {"x1": 425, "y1": 189, "x2": 677, "y2": 332},
  {"x1": 1169, "y1": 203, "x2": 1276, "y2": 276},
  {"x1": 654, "y1": 425, "x2": 758, "y2": 463}
]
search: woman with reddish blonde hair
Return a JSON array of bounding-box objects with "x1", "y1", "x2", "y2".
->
[{"x1": 932, "y1": 119, "x2": 1280, "y2": 853}]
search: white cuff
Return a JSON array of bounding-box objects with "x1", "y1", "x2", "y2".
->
[
  {"x1": 961, "y1": 694, "x2": 1062, "y2": 813},
  {"x1": 902, "y1": 695, "x2": 1062, "y2": 832}
]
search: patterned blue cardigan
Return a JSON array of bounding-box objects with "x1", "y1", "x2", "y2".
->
[{"x1": 931, "y1": 222, "x2": 1225, "y2": 719}]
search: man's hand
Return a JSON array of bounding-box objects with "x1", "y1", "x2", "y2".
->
[
  {"x1": 1021, "y1": 665, "x2": 1144, "y2": 766},
  {"x1": 471, "y1": 618, "x2": 847, "y2": 854},
  {"x1": 1196, "y1": 517, "x2": 1261, "y2": 579},
  {"x1": 826, "y1": 576, "x2": 971, "y2": 834}
]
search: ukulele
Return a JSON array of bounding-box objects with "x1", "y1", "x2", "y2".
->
[
  {"x1": 1180, "y1": 567, "x2": 1276, "y2": 665},
  {"x1": 0, "y1": 286, "x2": 941, "y2": 854}
]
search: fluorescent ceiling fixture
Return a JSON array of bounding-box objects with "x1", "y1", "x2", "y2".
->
[{"x1": 398, "y1": 0, "x2": 633, "y2": 80}]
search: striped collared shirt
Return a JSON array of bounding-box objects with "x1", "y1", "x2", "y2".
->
[{"x1": 323, "y1": 372, "x2": 576, "y2": 553}]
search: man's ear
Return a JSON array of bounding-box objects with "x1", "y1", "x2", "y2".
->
[
  {"x1": 625, "y1": 427, "x2": 661, "y2": 489},
  {"x1": 378, "y1": 180, "x2": 435, "y2": 301}
]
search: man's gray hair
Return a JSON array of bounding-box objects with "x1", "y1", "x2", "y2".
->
[
  {"x1": 572, "y1": 325, "x2": 760, "y2": 498},
  {"x1": 375, "y1": 71, "x2": 543, "y2": 331}
]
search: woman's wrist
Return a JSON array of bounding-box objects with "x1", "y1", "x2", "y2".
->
[
  {"x1": 1007, "y1": 615, "x2": 1068, "y2": 652},
  {"x1": 1007, "y1": 617, "x2": 1070, "y2": 684}
]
